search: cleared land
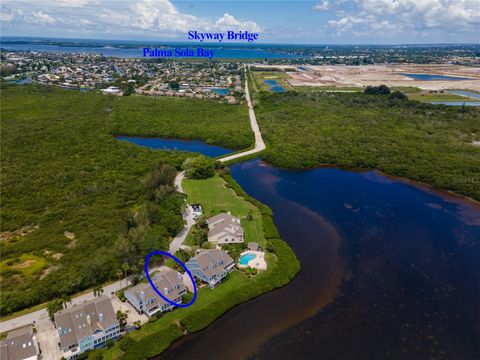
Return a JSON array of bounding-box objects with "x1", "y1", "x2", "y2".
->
[{"x1": 286, "y1": 64, "x2": 480, "y2": 91}]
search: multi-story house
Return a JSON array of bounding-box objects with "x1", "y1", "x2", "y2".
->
[
  {"x1": 54, "y1": 296, "x2": 120, "y2": 360},
  {"x1": 0, "y1": 326, "x2": 39, "y2": 360},
  {"x1": 186, "y1": 249, "x2": 235, "y2": 288},
  {"x1": 124, "y1": 269, "x2": 187, "y2": 318},
  {"x1": 207, "y1": 212, "x2": 244, "y2": 245}
]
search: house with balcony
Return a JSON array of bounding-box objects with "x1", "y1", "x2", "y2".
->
[
  {"x1": 54, "y1": 296, "x2": 120, "y2": 360},
  {"x1": 186, "y1": 249, "x2": 235, "y2": 288},
  {"x1": 207, "y1": 212, "x2": 244, "y2": 245},
  {"x1": 124, "y1": 269, "x2": 187, "y2": 318}
]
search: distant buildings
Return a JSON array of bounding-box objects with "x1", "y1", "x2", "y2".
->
[
  {"x1": 54, "y1": 296, "x2": 120, "y2": 360},
  {"x1": 124, "y1": 269, "x2": 187, "y2": 317},
  {"x1": 207, "y1": 212, "x2": 244, "y2": 244},
  {"x1": 186, "y1": 249, "x2": 235, "y2": 287},
  {"x1": 101, "y1": 86, "x2": 121, "y2": 95},
  {"x1": 0, "y1": 326, "x2": 39, "y2": 360}
]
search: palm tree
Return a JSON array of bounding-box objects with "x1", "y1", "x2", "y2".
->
[
  {"x1": 93, "y1": 285, "x2": 104, "y2": 297},
  {"x1": 60, "y1": 294, "x2": 72, "y2": 309},
  {"x1": 47, "y1": 299, "x2": 63, "y2": 321}
]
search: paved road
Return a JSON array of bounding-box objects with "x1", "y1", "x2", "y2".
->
[{"x1": 219, "y1": 67, "x2": 266, "y2": 163}]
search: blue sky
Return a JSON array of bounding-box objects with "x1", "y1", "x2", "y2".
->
[{"x1": 1, "y1": 0, "x2": 479, "y2": 44}]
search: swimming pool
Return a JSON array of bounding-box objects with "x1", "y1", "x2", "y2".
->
[{"x1": 240, "y1": 253, "x2": 257, "y2": 265}]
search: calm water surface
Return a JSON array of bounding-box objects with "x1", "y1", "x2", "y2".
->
[
  {"x1": 116, "y1": 136, "x2": 232, "y2": 157},
  {"x1": 401, "y1": 73, "x2": 473, "y2": 81},
  {"x1": 159, "y1": 158, "x2": 480, "y2": 360}
]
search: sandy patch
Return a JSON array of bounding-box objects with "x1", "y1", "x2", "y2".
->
[
  {"x1": 51, "y1": 253, "x2": 63, "y2": 260},
  {"x1": 64, "y1": 231, "x2": 75, "y2": 240},
  {"x1": 13, "y1": 259, "x2": 36, "y2": 269},
  {"x1": 472, "y1": 141, "x2": 480, "y2": 147}
]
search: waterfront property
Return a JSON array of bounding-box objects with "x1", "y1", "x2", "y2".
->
[
  {"x1": 54, "y1": 296, "x2": 120, "y2": 360},
  {"x1": 207, "y1": 212, "x2": 244, "y2": 245},
  {"x1": 0, "y1": 326, "x2": 39, "y2": 360},
  {"x1": 124, "y1": 269, "x2": 187, "y2": 317},
  {"x1": 239, "y1": 249, "x2": 267, "y2": 271},
  {"x1": 186, "y1": 249, "x2": 235, "y2": 288}
]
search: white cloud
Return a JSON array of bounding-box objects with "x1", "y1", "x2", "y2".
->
[
  {"x1": 323, "y1": 0, "x2": 480, "y2": 37},
  {"x1": 0, "y1": 0, "x2": 263, "y2": 38},
  {"x1": 313, "y1": 1, "x2": 331, "y2": 11},
  {"x1": 31, "y1": 11, "x2": 56, "y2": 25}
]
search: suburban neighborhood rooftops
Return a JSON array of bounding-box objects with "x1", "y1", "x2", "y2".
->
[
  {"x1": 0, "y1": 326, "x2": 37, "y2": 360},
  {"x1": 54, "y1": 295, "x2": 117, "y2": 349}
]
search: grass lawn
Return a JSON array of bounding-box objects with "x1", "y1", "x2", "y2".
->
[
  {"x1": 98, "y1": 174, "x2": 299, "y2": 360},
  {"x1": 0, "y1": 254, "x2": 48, "y2": 279},
  {"x1": 407, "y1": 92, "x2": 471, "y2": 102},
  {"x1": 183, "y1": 175, "x2": 265, "y2": 247}
]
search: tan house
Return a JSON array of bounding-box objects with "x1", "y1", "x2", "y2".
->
[
  {"x1": 207, "y1": 212, "x2": 244, "y2": 245},
  {"x1": 124, "y1": 269, "x2": 187, "y2": 317},
  {"x1": 0, "y1": 326, "x2": 38, "y2": 360}
]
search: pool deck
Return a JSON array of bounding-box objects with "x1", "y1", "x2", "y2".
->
[{"x1": 239, "y1": 250, "x2": 267, "y2": 271}]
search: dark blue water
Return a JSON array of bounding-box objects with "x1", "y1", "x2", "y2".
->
[
  {"x1": 116, "y1": 136, "x2": 232, "y2": 157},
  {"x1": 160, "y1": 158, "x2": 480, "y2": 360},
  {"x1": 263, "y1": 79, "x2": 286, "y2": 92},
  {"x1": 1, "y1": 44, "x2": 302, "y2": 59},
  {"x1": 401, "y1": 73, "x2": 473, "y2": 81},
  {"x1": 212, "y1": 88, "x2": 230, "y2": 96}
]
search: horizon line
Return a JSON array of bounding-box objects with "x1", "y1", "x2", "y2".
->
[{"x1": 1, "y1": 35, "x2": 479, "y2": 47}]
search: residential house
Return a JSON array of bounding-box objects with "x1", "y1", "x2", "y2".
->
[
  {"x1": 54, "y1": 296, "x2": 120, "y2": 360},
  {"x1": 186, "y1": 249, "x2": 235, "y2": 288},
  {"x1": 207, "y1": 212, "x2": 244, "y2": 245},
  {"x1": 124, "y1": 269, "x2": 187, "y2": 318},
  {"x1": 0, "y1": 326, "x2": 39, "y2": 360}
]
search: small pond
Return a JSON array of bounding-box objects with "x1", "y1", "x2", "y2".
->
[
  {"x1": 264, "y1": 79, "x2": 286, "y2": 92},
  {"x1": 115, "y1": 136, "x2": 233, "y2": 157}
]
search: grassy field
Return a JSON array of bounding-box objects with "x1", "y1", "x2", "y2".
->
[
  {"x1": 183, "y1": 175, "x2": 265, "y2": 247},
  {"x1": 407, "y1": 92, "x2": 472, "y2": 102},
  {"x1": 98, "y1": 174, "x2": 299, "y2": 360},
  {"x1": 255, "y1": 91, "x2": 480, "y2": 200},
  {"x1": 0, "y1": 83, "x2": 253, "y2": 314},
  {"x1": 252, "y1": 71, "x2": 292, "y2": 92}
]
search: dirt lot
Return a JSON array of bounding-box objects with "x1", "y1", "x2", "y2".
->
[{"x1": 287, "y1": 64, "x2": 480, "y2": 91}]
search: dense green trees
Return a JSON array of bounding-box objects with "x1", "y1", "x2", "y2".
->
[
  {"x1": 182, "y1": 156, "x2": 216, "y2": 179},
  {"x1": 0, "y1": 83, "x2": 250, "y2": 315},
  {"x1": 364, "y1": 84, "x2": 391, "y2": 95},
  {"x1": 256, "y1": 91, "x2": 480, "y2": 200}
]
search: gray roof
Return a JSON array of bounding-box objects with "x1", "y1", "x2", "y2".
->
[
  {"x1": 125, "y1": 269, "x2": 186, "y2": 310},
  {"x1": 0, "y1": 326, "x2": 37, "y2": 360},
  {"x1": 188, "y1": 249, "x2": 234, "y2": 279},
  {"x1": 207, "y1": 213, "x2": 244, "y2": 239},
  {"x1": 248, "y1": 242, "x2": 260, "y2": 251},
  {"x1": 54, "y1": 295, "x2": 117, "y2": 349}
]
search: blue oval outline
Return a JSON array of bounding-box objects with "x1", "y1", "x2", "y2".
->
[{"x1": 144, "y1": 250, "x2": 197, "y2": 308}]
